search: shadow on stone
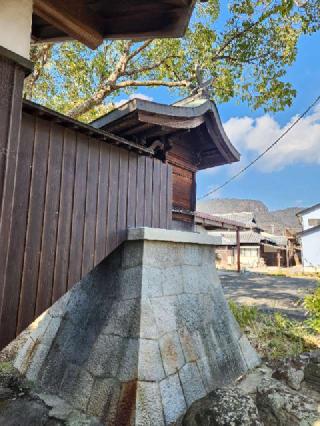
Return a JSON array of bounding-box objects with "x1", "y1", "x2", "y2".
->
[{"x1": 6, "y1": 229, "x2": 260, "y2": 425}]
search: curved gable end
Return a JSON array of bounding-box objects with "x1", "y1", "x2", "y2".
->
[
  {"x1": 92, "y1": 96, "x2": 240, "y2": 226},
  {"x1": 91, "y1": 97, "x2": 240, "y2": 170}
]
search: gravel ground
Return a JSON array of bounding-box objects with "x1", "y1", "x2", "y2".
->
[{"x1": 219, "y1": 270, "x2": 318, "y2": 320}]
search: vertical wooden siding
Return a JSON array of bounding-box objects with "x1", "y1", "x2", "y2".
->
[{"x1": 0, "y1": 111, "x2": 172, "y2": 349}]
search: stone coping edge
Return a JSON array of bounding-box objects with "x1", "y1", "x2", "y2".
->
[{"x1": 127, "y1": 227, "x2": 222, "y2": 246}]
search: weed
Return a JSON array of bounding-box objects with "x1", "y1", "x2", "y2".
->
[
  {"x1": 229, "y1": 300, "x2": 320, "y2": 360},
  {"x1": 304, "y1": 283, "x2": 320, "y2": 333},
  {"x1": 228, "y1": 300, "x2": 258, "y2": 328},
  {"x1": 0, "y1": 361, "x2": 14, "y2": 374}
]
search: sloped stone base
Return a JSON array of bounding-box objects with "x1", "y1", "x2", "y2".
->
[{"x1": 13, "y1": 228, "x2": 260, "y2": 425}]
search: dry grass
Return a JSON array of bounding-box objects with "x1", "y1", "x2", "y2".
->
[
  {"x1": 266, "y1": 270, "x2": 320, "y2": 280},
  {"x1": 229, "y1": 301, "x2": 320, "y2": 360}
]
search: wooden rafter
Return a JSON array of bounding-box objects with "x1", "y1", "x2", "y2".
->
[
  {"x1": 33, "y1": 0, "x2": 103, "y2": 49},
  {"x1": 32, "y1": 0, "x2": 199, "y2": 43}
]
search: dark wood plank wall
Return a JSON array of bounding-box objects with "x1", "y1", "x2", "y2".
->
[
  {"x1": 167, "y1": 137, "x2": 196, "y2": 224},
  {"x1": 172, "y1": 166, "x2": 194, "y2": 211},
  {"x1": 0, "y1": 111, "x2": 172, "y2": 349}
]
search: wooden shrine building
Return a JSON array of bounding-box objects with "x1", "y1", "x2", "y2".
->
[
  {"x1": 0, "y1": 92, "x2": 240, "y2": 350},
  {"x1": 0, "y1": 0, "x2": 234, "y2": 349},
  {"x1": 92, "y1": 94, "x2": 240, "y2": 229}
]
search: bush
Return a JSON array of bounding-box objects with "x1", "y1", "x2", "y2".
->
[{"x1": 304, "y1": 284, "x2": 320, "y2": 333}]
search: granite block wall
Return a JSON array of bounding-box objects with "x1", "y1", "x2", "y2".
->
[{"x1": 14, "y1": 231, "x2": 260, "y2": 425}]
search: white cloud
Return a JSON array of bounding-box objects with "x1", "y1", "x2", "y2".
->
[
  {"x1": 223, "y1": 105, "x2": 320, "y2": 172},
  {"x1": 129, "y1": 93, "x2": 154, "y2": 101},
  {"x1": 116, "y1": 93, "x2": 154, "y2": 107}
]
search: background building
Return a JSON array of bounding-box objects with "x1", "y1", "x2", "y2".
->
[{"x1": 297, "y1": 203, "x2": 320, "y2": 271}]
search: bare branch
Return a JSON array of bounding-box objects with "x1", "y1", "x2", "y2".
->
[
  {"x1": 123, "y1": 55, "x2": 181, "y2": 77},
  {"x1": 115, "y1": 79, "x2": 190, "y2": 89},
  {"x1": 67, "y1": 78, "x2": 190, "y2": 119},
  {"x1": 127, "y1": 40, "x2": 153, "y2": 61}
]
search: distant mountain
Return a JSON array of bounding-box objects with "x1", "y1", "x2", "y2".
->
[
  {"x1": 197, "y1": 198, "x2": 302, "y2": 234},
  {"x1": 271, "y1": 208, "x2": 302, "y2": 232},
  {"x1": 197, "y1": 199, "x2": 268, "y2": 215}
]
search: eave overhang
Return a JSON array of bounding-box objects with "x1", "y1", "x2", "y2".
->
[
  {"x1": 32, "y1": 0, "x2": 200, "y2": 48},
  {"x1": 297, "y1": 224, "x2": 320, "y2": 237},
  {"x1": 296, "y1": 203, "x2": 320, "y2": 217},
  {"x1": 91, "y1": 98, "x2": 240, "y2": 170},
  {"x1": 22, "y1": 100, "x2": 155, "y2": 157}
]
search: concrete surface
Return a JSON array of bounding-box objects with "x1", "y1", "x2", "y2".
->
[
  {"x1": 219, "y1": 270, "x2": 318, "y2": 319},
  {"x1": 127, "y1": 226, "x2": 222, "y2": 245},
  {"x1": 13, "y1": 232, "x2": 259, "y2": 426}
]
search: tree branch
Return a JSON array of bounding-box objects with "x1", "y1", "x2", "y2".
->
[
  {"x1": 212, "y1": 7, "x2": 274, "y2": 61},
  {"x1": 115, "y1": 79, "x2": 190, "y2": 89},
  {"x1": 123, "y1": 55, "x2": 181, "y2": 77},
  {"x1": 68, "y1": 41, "x2": 133, "y2": 118},
  {"x1": 217, "y1": 50, "x2": 273, "y2": 65},
  {"x1": 127, "y1": 40, "x2": 153, "y2": 61},
  {"x1": 67, "y1": 36, "x2": 188, "y2": 120},
  {"x1": 67, "y1": 78, "x2": 190, "y2": 119},
  {"x1": 25, "y1": 44, "x2": 51, "y2": 99}
]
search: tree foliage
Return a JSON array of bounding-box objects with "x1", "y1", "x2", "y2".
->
[{"x1": 25, "y1": 0, "x2": 320, "y2": 122}]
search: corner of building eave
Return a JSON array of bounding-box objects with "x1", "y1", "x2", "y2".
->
[
  {"x1": 204, "y1": 107, "x2": 241, "y2": 165},
  {"x1": 178, "y1": 0, "x2": 199, "y2": 36}
]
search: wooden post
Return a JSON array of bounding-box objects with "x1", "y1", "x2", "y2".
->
[
  {"x1": 286, "y1": 247, "x2": 290, "y2": 268},
  {"x1": 0, "y1": 0, "x2": 33, "y2": 348},
  {"x1": 236, "y1": 227, "x2": 241, "y2": 273},
  {"x1": 277, "y1": 250, "x2": 281, "y2": 268},
  {"x1": 0, "y1": 48, "x2": 32, "y2": 349}
]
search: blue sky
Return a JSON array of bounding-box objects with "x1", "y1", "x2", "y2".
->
[
  {"x1": 202, "y1": 30, "x2": 320, "y2": 211},
  {"x1": 117, "y1": 13, "x2": 320, "y2": 211}
]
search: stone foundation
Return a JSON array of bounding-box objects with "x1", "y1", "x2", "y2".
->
[{"x1": 13, "y1": 228, "x2": 260, "y2": 425}]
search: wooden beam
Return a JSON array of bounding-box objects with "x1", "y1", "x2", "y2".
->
[
  {"x1": 122, "y1": 123, "x2": 153, "y2": 137},
  {"x1": 33, "y1": 0, "x2": 104, "y2": 49}
]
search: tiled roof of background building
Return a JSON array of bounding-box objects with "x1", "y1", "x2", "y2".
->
[{"x1": 197, "y1": 198, "x2": 302, "y2": 234}]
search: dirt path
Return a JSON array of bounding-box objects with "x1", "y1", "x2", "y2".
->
[{"x1": 219, "y1": 270, "x2": 318, "y2": 320}]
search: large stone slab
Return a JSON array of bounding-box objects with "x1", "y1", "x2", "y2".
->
[{"x1": 12, "y1": 228, "x2": 260, "y2": 425}]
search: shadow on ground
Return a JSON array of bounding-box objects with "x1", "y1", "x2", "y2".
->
[{"x1": 219, "y1": 271, "x2": 318, "y2": 320}]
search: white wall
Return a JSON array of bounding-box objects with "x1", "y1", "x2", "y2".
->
[
  {"x1": 301, "y1": 229, "x2": 320, "y2": 267},
  {"x1": 0, "y1": 0, "x2": 33, "y2": 59},
  {"x1": 300, "y1": 206, "x2": 320, "y2": 230}
]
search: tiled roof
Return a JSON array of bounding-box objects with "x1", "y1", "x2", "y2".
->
[
  {"x1": 209, "y1": 231, "x2": 262, "y2": 245},
  {"x1": 209, "y1": 230, "x2": 287, "y2": 247},
  {"x1": 195, "y1": 211, "x2": 249, "y2": 230},
  {"x1": 197, "y1": 199, "x2": 302, "y2": 234},
  {"x1": 215, "y1": 212, "x2": 257, "y2": 228},
  {"x1": 261, "y1": 232, "x2": 287, "y2": 247}
]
